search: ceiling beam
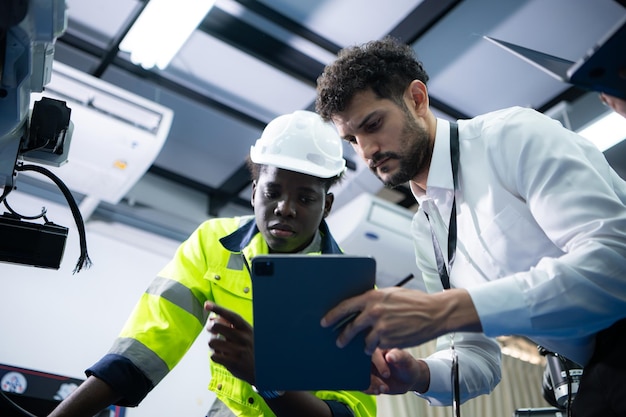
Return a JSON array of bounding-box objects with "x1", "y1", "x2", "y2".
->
[
  {"x1": 537, "y1": 85, "x2": 588, "y2": 113},
  {"x1": 89, "y1": 1, "x2": 147, "y2": 78},
  {"x1": 208, "y1": 162, "x2": 252, "y2": 216},
  {"x1": 199, "y1": 6, "x2": 326, "y2": 86},
  {"x1": 148, "y1": 165, "x2": 250, "y2": 213},
  {"x1": 232, "y1": 0, "x2": 342, "y2": 54},
  {"x1": 388, "y1": 0, "x2": 463, "y2": 44}
]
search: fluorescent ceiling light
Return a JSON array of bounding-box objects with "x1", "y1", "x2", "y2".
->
[
  {"x1": 578, "y1": 111, "x2": 626, "y2": 152},
  {"x1": 119, "y1": 0, "x2": 215, "y2": 70}
]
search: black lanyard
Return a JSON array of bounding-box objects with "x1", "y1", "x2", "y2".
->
[{"x1": 425, "y1": 122, "x2": 459, "y2": 290}]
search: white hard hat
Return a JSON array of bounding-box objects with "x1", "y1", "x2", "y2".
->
[{"x1": 250, "y1": 110, "x2": 346, "y2": 178}]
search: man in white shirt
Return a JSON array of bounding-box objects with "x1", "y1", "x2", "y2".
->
[{"x1": 316, "y1": 37, "x2": 626, "y2": 417}]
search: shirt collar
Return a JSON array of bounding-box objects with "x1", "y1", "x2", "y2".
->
[
  {"x1": 410, "y1": 118, "x2": 453, "y2": 203},
  {"x1": 219, "y1": 217, "x2": 342, "y2": 254}
]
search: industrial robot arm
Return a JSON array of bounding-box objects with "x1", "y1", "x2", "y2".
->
[
  {"x1": 0, "y1": 0, "x2": 90, "y2": 272},
  {"x1": 0, "y1": 0, "x2": 71, "y2": 200}
]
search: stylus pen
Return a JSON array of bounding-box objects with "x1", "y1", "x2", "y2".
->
[{"x1": 332, "y1": 273, "x2": 415, "y2": 332}]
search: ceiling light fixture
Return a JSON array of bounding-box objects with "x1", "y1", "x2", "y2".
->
[
  {"x1": 577, "y1": 110, "x2": 626, "y2": 152},
  {"x1": 119, "y1": 0, "x2": 215, "y2": 70}
]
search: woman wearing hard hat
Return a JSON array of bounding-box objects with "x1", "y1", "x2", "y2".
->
[{"x1": 47, "y1": 110, "x2": 376, "y2": 417}]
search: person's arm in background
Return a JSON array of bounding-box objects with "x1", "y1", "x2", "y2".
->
[
  {"x1": 47, "y1": 376, "x2": 120, "y2": 417},
  {"x1": 600, "y1": 92, "x2": 626, "y2": 118}
]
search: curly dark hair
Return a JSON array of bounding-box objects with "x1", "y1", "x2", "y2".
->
[
  {"x1": 245, "y1": 155, "x2": 343, "y2": 192},
  {"x1": 315, "y1": 36, "x2": 429, "y2": 121}
]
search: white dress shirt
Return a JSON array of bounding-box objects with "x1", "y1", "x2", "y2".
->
[{"x1": 410, "y1": 106, "x2": 626, "y2": 406}]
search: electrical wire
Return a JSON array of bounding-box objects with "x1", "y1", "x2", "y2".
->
[
  {"x1": 15, "y1": 163, "x2": 92, "y2": 273},
  {"x1": 2, "y1": 200, "x2": 48, "y2": 220}
]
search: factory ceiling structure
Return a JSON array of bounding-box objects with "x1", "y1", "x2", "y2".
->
[{"x1": 15, "y1": 0, "x2": 626, "y2": 240}]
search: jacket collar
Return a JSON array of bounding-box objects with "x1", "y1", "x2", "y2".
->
[{"x1": 219, "y1": 217, "x2": 342, "y2": 254}]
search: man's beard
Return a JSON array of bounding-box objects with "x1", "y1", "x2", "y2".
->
[{"x1": 371, "y1": 114, "x2": 431, "y2": 188}]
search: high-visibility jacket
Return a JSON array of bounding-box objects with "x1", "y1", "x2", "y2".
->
[{"x1": 87, "y1": 216, "x2": 376, "y2": 417}]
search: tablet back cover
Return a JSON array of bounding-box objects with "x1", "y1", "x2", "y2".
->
[{"x1": 251, "y1": 254, "x2": 376, "y2": 391}]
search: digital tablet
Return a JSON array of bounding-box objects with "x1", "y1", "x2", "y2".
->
[{"x1": 251, "y1": 254, "x2": 376, "y2": 391}]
